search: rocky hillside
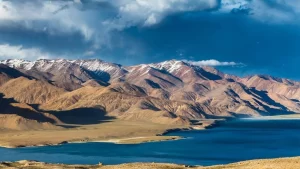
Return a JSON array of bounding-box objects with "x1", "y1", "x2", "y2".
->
[
  {"x1": 0, "y1": 93, "x2": 61, "y2": 130},
  {"x1": 0, "y1": 59, "x2": 299, "y2": 128},
  {"x1": 0, "y1": 64, "x2": 28, "y2": 86}
]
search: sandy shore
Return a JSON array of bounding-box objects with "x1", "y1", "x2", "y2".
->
[
  {"x1": 0, "y1": 115, "x2": 298, "y2": 148},
  {"x1": 1, "y1": 117, "x2": 300, "y2": 168},
  {"x1": 1, "y1": 157, "x2": 300, "y2": 169},
  {"x1": 4, "y1": 114, "x2": 299, "y2": 148},
  {"x1": 0, "y1": 117, "x2": 219, "y2": 148},
  {"x1": 91, "y1": 136, "x2": 182, "y2": 144},
  {"x1": 0, "y1": 119, "x2": 216, "y2": 148},
  {"x1": 244, "y1": 114, "x2": 300, "y2": 120}
]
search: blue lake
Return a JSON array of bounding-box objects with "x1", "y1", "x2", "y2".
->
[{"x1": 1, "y1": 119, "x2": 300, "y2": 166}]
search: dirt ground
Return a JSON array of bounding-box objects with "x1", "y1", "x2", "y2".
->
[
  {"x1": 0, "y1": 119, "x2": 188, "y2": 148},
  {"x1": 1, "y1": 157, "x2": 300, "y2": 169}
]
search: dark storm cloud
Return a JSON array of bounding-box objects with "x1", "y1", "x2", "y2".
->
[
  {"x1": 0, "y1": 0, "x2": 300, "y2": 79},
  {"x1": 119, "y1": 11, "x2": 300, "y2": 79}
]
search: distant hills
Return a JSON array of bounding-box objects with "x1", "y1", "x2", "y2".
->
[{"x1": 0, "y1": 59, "x2": 299, "y2": 130}]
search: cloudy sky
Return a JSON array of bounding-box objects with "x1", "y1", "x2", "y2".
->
[{"x1": 0, "y1": 0, "x2": 300, "y2": 79}]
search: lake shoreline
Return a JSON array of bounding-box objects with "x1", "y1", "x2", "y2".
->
[
  {"x1": 1, "y1": 114, "x2": 299, "y2": 149},
  {"x1": 0, "y1": 125, "x2": 207, "y2": 149},
  {"x1": 0, "y1": 119, "x2": 221, "y2": 149},
  {"x1": 1, "y1": 116, "x2": 300, "y2": 167}
]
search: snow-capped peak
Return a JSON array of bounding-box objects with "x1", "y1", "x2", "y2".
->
[
  {"x1": 0, "y1": 59, "x2": 120, "y2": 71},
  {"x1": 0, "y1": 59, "x2": 35, "y2": 70},
  {"x1": 0, "y1": 58, "x2": 128, "y2": 80},
  {"x1": 74, "y1": 59, "x2": 122, "y2": 73},
  {"x1": 151, "y1": 60, "x2": 186, "y2": 73}
]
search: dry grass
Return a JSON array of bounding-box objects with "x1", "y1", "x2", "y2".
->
[
  {"x1": 1, "y1": 157, "x2": 300, "y2": 169},
  {"x1": 0, "y1": 119, "x2": 186, "y2": 148},
  {"x1": 202, "y1": 157, "x2": 300, "y2": 169}
]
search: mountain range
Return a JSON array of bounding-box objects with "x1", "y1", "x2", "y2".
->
[{"x1": 0, "y1": 59, "x2": 299, "y2": 130}]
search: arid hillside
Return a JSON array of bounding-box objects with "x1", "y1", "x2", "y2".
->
[
  {"x1": 1, "y1": 157, "x2": 300, "y2": 169},
  {"x1": 0, "y1": 59, "x2": 299, "y2": 129}
]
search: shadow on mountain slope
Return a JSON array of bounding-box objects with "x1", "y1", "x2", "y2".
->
[
  {"x1": 249, "y1": 87, "x2": 288, "y2": 111},
  {"x1": 85, "y1": 69, "x2": 111, "y2": 83},
  {"x1": 145, "y1": 79, "x2": 161, "y2": 89},
  {"x1": 253, "y1": 98, "x2": 294, "y2": 116},
  {"x1": 43, "y1": 107, "x2": 116, "y2": 125},
  {"x1": 0, "y1": 93, "x2": 115, "y2": 127},
  {"x1": 0, "y1": 64, "x2": 33, "y2": 86},
  {"x1": 156, "y1": 68, "x2": 183, "y2": 82},
  {"x1": 0, "y1": 64, "x2": 31, "y2": 79},
  {"x1": 0, "y1": 94, "x2": 56, "y2": 123},
  {"x1": 199, "y1": 69, "x2": 222, "y2": 80}
]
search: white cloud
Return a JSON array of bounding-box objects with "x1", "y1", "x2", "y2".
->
[
  {"x1": 0, "y1": 0, "x2": 299, "y2": 54},
  {"x1": 0, "y1": 0, "x2": 298, "y2": 45},
  {"x1": 0, "y1": 0, "x2": 219, "y2": 45},
  {"x1": 0, "y1": 0, "x2": 95, "y2": 40},
  {"x1": 84, "y1": 50, "x2": 95, "y2": 56},
  {"x1": 249, "y1": 0, "x2": 299, "y2": 23},
  {"x1": 0, "y1": 44, "x2": 58, "y2": 60},
  {"x1": 144, "y1": 13, "x2": 158, "y2": 26},
  {"x1": 184, "y1": 59, "x2": 244, "y2": 67},
  {"x1": 219, "y1": 0, "x2": 300, "y2": 23},
  {"x1": 0, "y1": 0, "x2": 299, "y2": 38},
  {"x1": 116, "y1": 0, "x2": 218, "y2": 27}
]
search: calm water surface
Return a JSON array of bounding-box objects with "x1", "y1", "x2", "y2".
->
[{"x1": 1, "y1": 119, "x2": 300, "y2": 166}]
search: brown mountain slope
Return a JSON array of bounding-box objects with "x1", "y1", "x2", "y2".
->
[
  {"x1": 3, "y1": 59, "x2": 104, "y2": 91},
  {"x1": 74, "y1": 59, "x2": 128, "y2": 82},
  {"x1": 0, "y1": 94, "x2": 60, "y2": 130},
  {"x1": 39, "y1": 80, "x2": 295, "y2": 124},
  {"x1": 241, "y1": 75, "x2": 300, "y2": 100},
  {"x1": 0, "y1": 64, "x2": 28, "y2": 86},
  {"x1": 40, "y1": 85, "x2": 197, "y2": 125},
  {"x1": 0, "y1": 77, "x2": 66, "y2": 104},
  {"x1": 0, "y1": 59, "x2": 299, "y2": 126}
]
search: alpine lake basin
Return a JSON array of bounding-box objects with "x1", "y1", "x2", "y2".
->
[{"x1": 1, "y1": 118, "x2": 300, "y2": 166}]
